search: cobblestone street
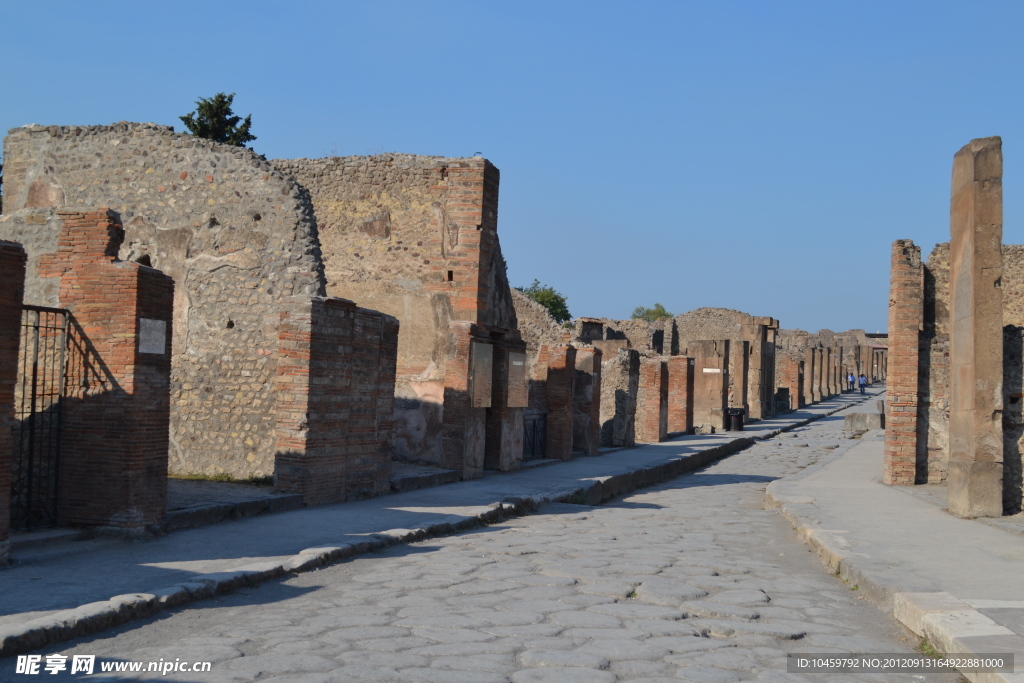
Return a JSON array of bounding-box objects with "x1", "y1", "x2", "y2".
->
[{"x1": 21, "y1": 414, "x2": 961, "y2": 682}]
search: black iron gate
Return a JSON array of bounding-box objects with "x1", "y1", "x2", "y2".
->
[
  {"x1": 11, "y1": 305, "x2": 69, "y2": 531},
  {"x1": 523, "y1": 413, "x2": 547, "y2": 460}
]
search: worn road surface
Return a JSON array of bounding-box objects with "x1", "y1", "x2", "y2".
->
[{"x1": 10, "y1": 413, "x2": 963, "y2": 682}]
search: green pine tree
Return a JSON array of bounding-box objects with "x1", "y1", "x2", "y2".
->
[{"x1": 179, "y1": 93, "x2": 256, "y2": 148}]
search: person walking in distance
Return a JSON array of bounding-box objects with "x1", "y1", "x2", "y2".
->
[
  {"x1": 847, "y1": 373, "x2": 855, "y2": 392},
  {"x1": 858, "y1": 374, "x2": 867, "y2": 394}
]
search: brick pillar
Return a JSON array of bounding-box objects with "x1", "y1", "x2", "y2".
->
[
  {"x1": 636, "y1": 357, "x2": 668, "y2": 443},
  {"x1": 538, "y1": 344, "x2": 575, "y2": 460},
  {"x1": 485, "y1": 336, "x2": 527, "y2": 471},
  {"x1": 572, "y1": 347, "x2": 602, "y2": 456},
  {"x1": 948, "y1": 137, "x2": 1004, "y2": 517},
  {"x1": 275, "y1": 298, "x2": 399, "y2": 505},
  {"x1": 37, "y1": 209, "x2": 173, "y2": 528},
  {"x1": 884, "y1": 240, "x2": 924, "y2": 485},
  {"x1": 688, "y1": 340, "x2": 729, "y2": 433},
  {"x1": 667, "y1": 356, "x2": 694, "y2": 434},
  {"x1": 0, "y1": 241, "x2": 27, "y2": 563},
  {"x1": 442, "y1": 322, "x2": 491, "y2": 478}
]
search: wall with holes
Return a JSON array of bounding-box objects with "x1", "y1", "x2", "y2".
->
[{"x1": 1, "y1": 123, "x2": 324, "y2": 478}]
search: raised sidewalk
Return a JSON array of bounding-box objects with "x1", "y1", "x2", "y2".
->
[
  {"x1": 766, "y1": 416, "x2": 1024, "y2": 683},
  {"x1": 0, "y1": 390, "x2": 876, "y2": 657}
]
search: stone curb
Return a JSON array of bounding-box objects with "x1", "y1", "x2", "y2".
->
[
  {"x1": 0, "y1": 392, "x2": 873, "y2": 659},
  {"x1": 764, "y1": 429, "x2": 1023, "y2": 682},
  {"x1": 160, "y1": 493, "x2": 303, "y2": 533}
]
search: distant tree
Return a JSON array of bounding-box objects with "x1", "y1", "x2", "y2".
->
[
  {"x1": 179, "y1": 92, "x2": 256, "y2": 148},
  {"x1": 517, "y1": 279, "x2": 571, "y2": 323},
  {"x1": 631, "y1": 303, "x2": 673, "y2": 322}
]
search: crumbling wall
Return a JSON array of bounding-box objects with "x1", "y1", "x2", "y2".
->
[
  {"x1": 274, "y1": 155, "x2": 519, "y2": 466},
  {"x1": 512, "y1": 288, "x2": 566, "y2": 352},
  {"x1": 574, "y1": 317, "x2": 675, "y2": 356},
  {"x1": 674, "y1": 308, "x2": 744, "y2": 346},
  {"x1": 1, "y1": 123, "x2": 324, "y2": 479}
]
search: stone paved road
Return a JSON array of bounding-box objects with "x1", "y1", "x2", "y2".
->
[{"x1": 13, "y1": 413, "x2": 964, "y2": 682}]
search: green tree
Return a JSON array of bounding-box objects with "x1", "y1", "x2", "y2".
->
[
  {"x1": 179, "y1": 92, "x2": 256, "y2": 147},
  {"x1": 518, "y1": 279, "x2": 571, "y2": 323},
  {"x1": 631, "y1": 303, "x2": 673, "y2": 322}
]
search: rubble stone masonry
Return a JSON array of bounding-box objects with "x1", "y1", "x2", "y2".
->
[
  {"x1": 0, "y1": 241, "x2": 27, "y2": 562},
  {"x1": 1, "y1": 124, "x2": 324, "y2": 479}
]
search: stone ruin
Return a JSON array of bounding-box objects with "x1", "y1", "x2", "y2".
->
[
  {"x1": 885, "y1": 136, "x2": 1024, "y2": 517},
  {"x1": 0, "y1": 118, "x2": 887, "y2": 558}
]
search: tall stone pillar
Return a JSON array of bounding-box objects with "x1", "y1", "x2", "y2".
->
[
  {"x1": 884, "y1": 240, "x2": 924, "y2": 485},
  {"x1": 948, "y1": 137, "x2": 1004, "y2": 517},
  {"x1": 809, "y1": 348, "x2": 821, "y2": 403},
  {"x1": 0, "y1": 241, "x2": 27, "y2": 564}
]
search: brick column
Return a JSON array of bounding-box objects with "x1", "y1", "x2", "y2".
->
[
  {"x1": 572, "y1": 347, "x2": 602, "y2": 456},
  {"x1": 275, "y1": 298, "x2": 399, "y2": 505},
  {"x1": 538, "y1": 344, "x2": 575, "y2": 460},
  {"x1": 38, "y1": 210, "x2": 174, "y2": 528},
  {"x1": 948, "y1": 137, "x2": 1004, "y2": 517},
  {"x1": 636, "y1": 357, "x2": 668, "y2": 443},
  {"x1": 667, "y1": 356, "x2": 694, "y2": 434},
  {"x1": 0, "y1": 241, "x2": 27, "y2": 563},
  {"x1": 884, "y1": 240, "x2": 924, "y2": 485}
]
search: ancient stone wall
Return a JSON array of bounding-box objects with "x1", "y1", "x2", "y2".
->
[
  {"x1": 537, "y1": 345, "x2": 575, "y2": 459},
  {"x1": 0, "y1": 241, "x2": 27, "y2": 563},
  {"x1": 573, "y1": 317, "x2": 676, "y2": 356},
  {"x1": 273, "y1": 155, "x2": 519, "y2": 467},
  {"x1": 600, "y1": 348, "x2": 640, "y2": 447},
  {"x1": 512, "y1": 289, "x2": 567, "y2": 353},
  {"x1": 1, "y1": 123, "x2": 324, "y2": 479},
  {"x1": 1003, "y1": 326, "x2": 1024, "y2": 514}
]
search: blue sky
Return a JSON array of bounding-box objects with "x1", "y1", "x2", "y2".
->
[{"x1": 3, "y1": 1, "x2": 1022, "y2": 333}]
